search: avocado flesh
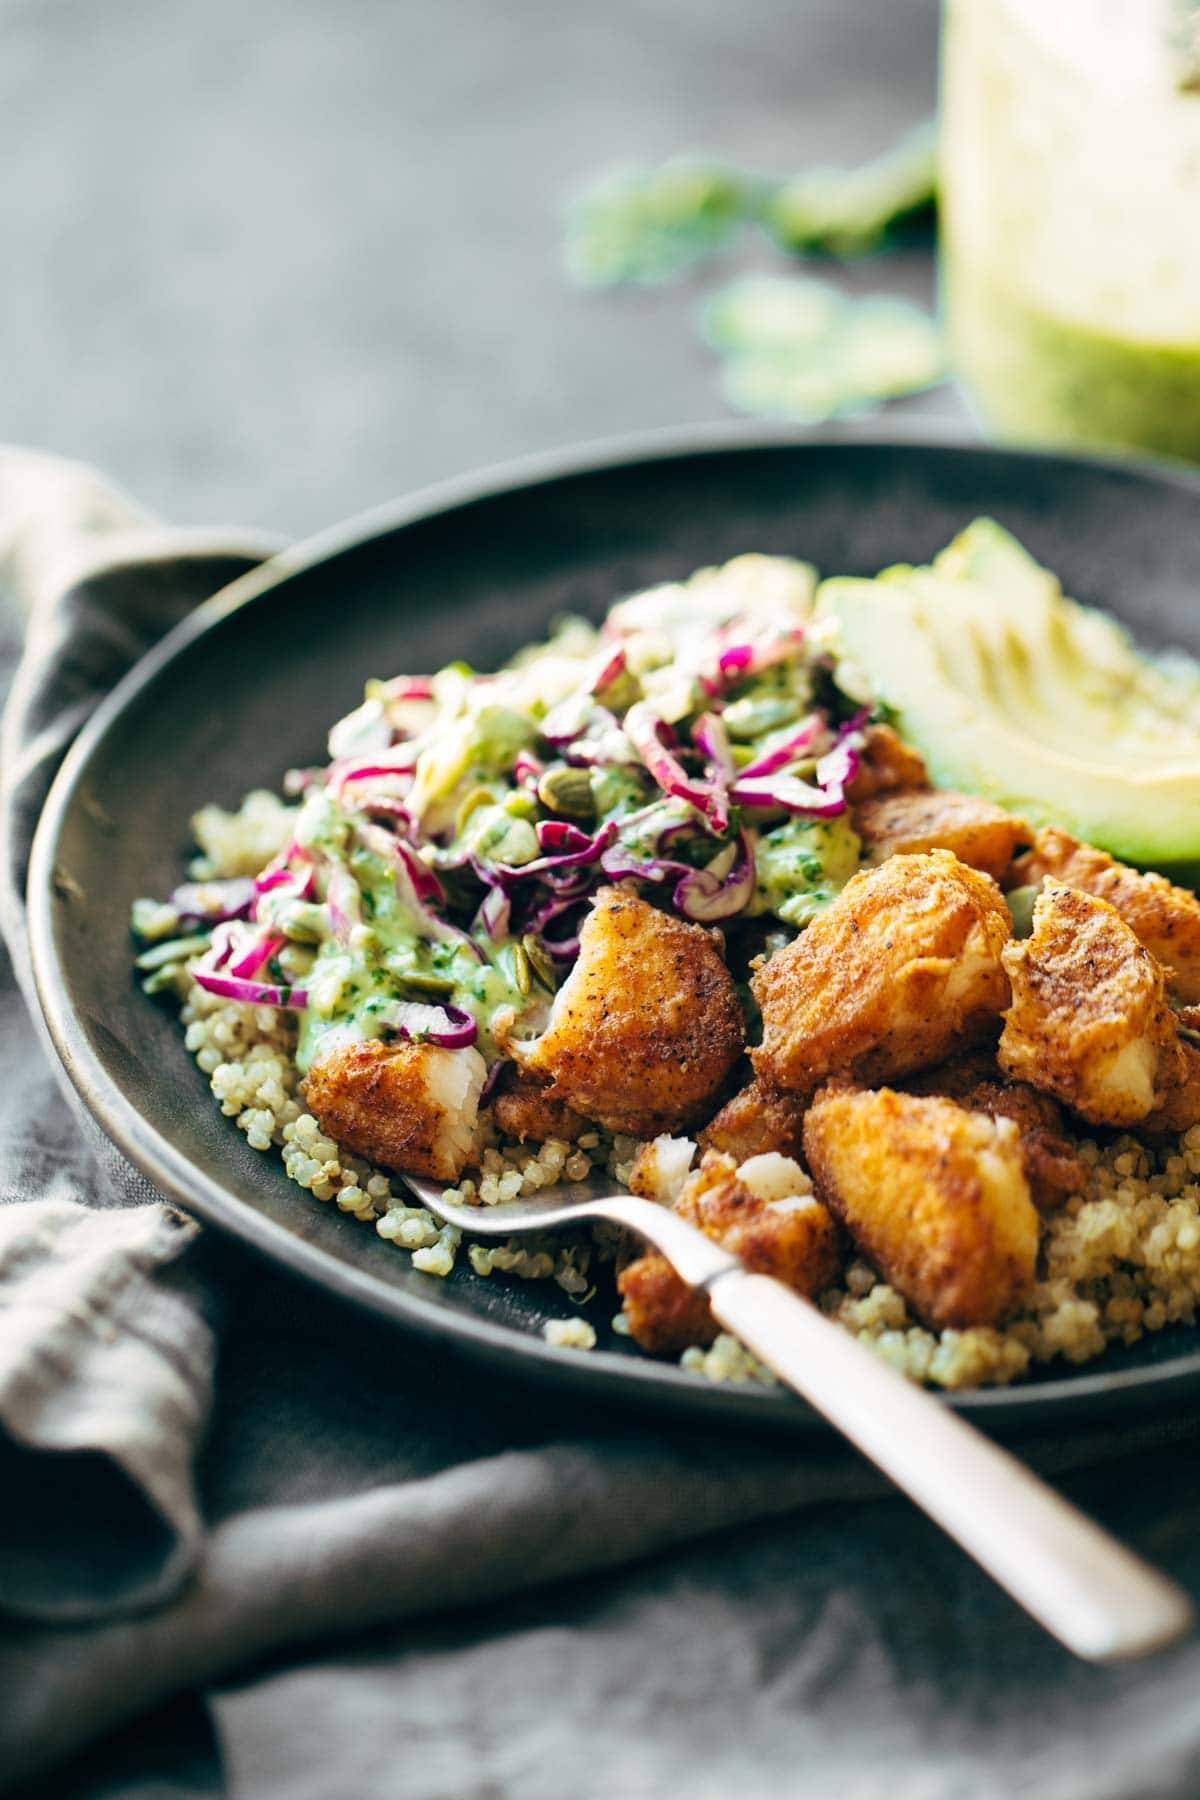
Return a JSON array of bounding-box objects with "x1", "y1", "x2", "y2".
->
[{"x1": 818, "y1": 520, "x2": 1200, "y2": 875}]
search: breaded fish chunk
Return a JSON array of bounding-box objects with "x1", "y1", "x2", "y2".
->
[
  {"x1": 1012, "y1": 827, "x2": 1200, "y2": 1004},
  {"x1": 513, "y1": 886, "x2": 745, "y2": 1138},
  {"x1": 843, "y1": 723, "x2": 929, "y2": 802},
  {"x1": 618, "y1": 1150, "x2": 839, "y2": 1353},
  {"x1": 698, "y1": 1075, "x2": 809, "y2": 1162},
  {"x1": 303, "y1": 1038, "x2": 486, "y2": 1180},
  {"x1": 903, "y1": 1051, "x2": 1087, "y2": 1208},
  {"x1": 751, "y1": 851, "x2": 1012, "y2": 1094},
  {"x1": 491, "y1": 1068, "x2": 587, "y2": 1144},
  {"x1": 616, "y1": 1256, "x2": 715, "y2": 1355},
  {"x1": 998, "y1": 882, "x2": 1182, "y2": 1127},
  {"x1": 1142, "y1": 1039, "x2": 1200, "y2": 1134},
  {"x1": 803, "y1": 1084, "x2": 1038, "y2": 1329},
  {"x1": 854, "y1": 789, "x2": 1029, "y2": 883}
]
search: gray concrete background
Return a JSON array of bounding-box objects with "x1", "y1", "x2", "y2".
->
[{"x1": 0, "y1": 0, "x2": 940, "y2": 539}]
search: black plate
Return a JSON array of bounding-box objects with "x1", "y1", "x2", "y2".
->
[{"x1": 28, "y1": 423, "x2": 1200, "y2": 1437}]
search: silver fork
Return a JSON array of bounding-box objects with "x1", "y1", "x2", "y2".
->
[{"x1": 403, "y1": 1168, "x2": 1195, "y2": 1664}]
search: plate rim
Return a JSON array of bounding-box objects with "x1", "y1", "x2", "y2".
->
[{"x1": 27, "y1": 419, "x2": 1200, "y2": 1433}]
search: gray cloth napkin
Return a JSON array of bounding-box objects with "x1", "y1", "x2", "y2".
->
[{"x1": 2, "y1": 448, "x2": 1200, "y2": 1800}]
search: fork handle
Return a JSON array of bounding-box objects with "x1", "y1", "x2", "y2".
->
[{"x1": 705, "y1": 1269, "x2": 1194, "y2": 1663}]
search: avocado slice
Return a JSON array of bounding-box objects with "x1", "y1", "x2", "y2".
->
[{"x1": 817, "y1": 520, "x2": 1200, "y2": 876}]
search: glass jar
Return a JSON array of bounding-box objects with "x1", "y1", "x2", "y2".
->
[{"x1": 940, "y1": 0, "x2": 1200, "y2": 463}]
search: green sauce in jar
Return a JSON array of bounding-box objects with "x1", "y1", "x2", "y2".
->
[{"x1": 941, "y1": 0, "x2": 1200, "y2": 462}]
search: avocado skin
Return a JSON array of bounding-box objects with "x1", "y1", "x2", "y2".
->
[{"x1": 818, "y1": 520, "x2": 1200, "y2": 882}]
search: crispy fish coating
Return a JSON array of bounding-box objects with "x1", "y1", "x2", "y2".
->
[
  {"x1": 491, "y1": 1068, "x2": 587, "y2": 1144},
  {"x1": 751, "y1": 851, "x2": 1012, "y2": 1094},
  {"x1": 698, "y1": 1075, "x2": 809, "y2": 1162},
  {"x1": 618, "y1": 1150, "x2": 839, "y2": 1353},
  {"x1": 303, "y1": 1038, "x2": 486, "y2": 1180},
  {"x1": 513, "y1": 886, "x2": 745, "y2": 1138},
  {"x1": 843, "y1": 723, "x2": 929, "y2": 802},
  {"x1": 1012, "y1": 827, "x2": 1200, "y2": 1004},
  {"x1": 1142, "y1": 1039, "x2": 1200, "y2": 1134},
  {"x1": 616, "y1": 1256, "x2": 716, "y2": 1355},
  {"x1": 902, "y1": 1052, "x2": 1087, "y2": 1209},
  {"x1": 803, "y1": 1084, "x2": 1038, "y2": 1329},
  {"x1": 854, "y1": 789, "x2": 1029, "y2": 883},
  {"x1": 998, "y1": 883, "x2": 1184, "y2": 1127}
]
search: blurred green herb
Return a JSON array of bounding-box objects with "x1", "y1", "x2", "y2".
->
[
  {"x1": 564, "y1": 120, "x2": 937, "y2": 288},
  {"x1": 563, "y1": 161, "x2": 762, "y2": 287},
  {"x1": 701, "y1": 274, "x2": 945, "y2": 424},
  {"x1": 765, "y1": 120, "x2": 938, "y2": 256}
]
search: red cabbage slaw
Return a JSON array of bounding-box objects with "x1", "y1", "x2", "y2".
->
[{"x1": 164, "y1": 587, "x2": 865, "y2": 1039}]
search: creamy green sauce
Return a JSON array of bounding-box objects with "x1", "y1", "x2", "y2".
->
[
  {"x1": 289, "y1": 794, "x2": 529, "y2": 1073},
  {"x1": 752, "y1": 814, "x2": 862, "y2": 926}
]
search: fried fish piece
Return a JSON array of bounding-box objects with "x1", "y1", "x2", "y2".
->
[
  {"x1": 843, "y1": 722, "x2": 930, "y2": 802},
  {"x1": 511, "y1": 886, "x2": 745, "y2": 1138},
  {"x1": 1012, "y1": 827, "x2": 1200, "y2": 1004},
  {"x1": 617, "y1": 1150, "x2": 839, "y2": 1354},
  {"x1": 998, "y1": 882, "x2": 1184, "y2": 1127},
  {"x1": 303, "y1": 1038, "x2": 487, "y2": 1181},
  {"x1": 854, "y1": 788, "x2": 1029, "y2": 884},
  {"x1": 698, "y1": 1075, "x2": 809, "y2": 1162},
  {"x1": 803, "y1": 1083, "x2": 1038, "y2": 1329},
  {"x1": 490, "y1": 1067, "x2": 587, "y2": 1144},
  {"x1": 902, "y1": 1051, "x2": 1087, "y2": 1208},
  {"x1": 1142, "y1": 1039, "x2": 1200, "y2": 1134},
  {"x1": 751, "y1": 851, "x2": 1012, "y2": 1095}
]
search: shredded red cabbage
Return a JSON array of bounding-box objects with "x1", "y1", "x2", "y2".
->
[
  {"x1": 229, "y1": 931, "x2": 287, "y2": 980},
  {"x1": 382, "y1": 998, "x2": 478, "y2": 1049},
  {"x1": 475, "y1": 884, "x2": 511, "y2": 941},
  {"x1": 493, "y1": 819, "x2": 618, "y2": 884},
  {"x1": 587, "y1": 644, "x2": 626, "y2": 693},
  {"x1": 624, "y1": 702, "x2": 730, "y2": 834},
  {"x1": 361, "y1": 796, "x2": 414, "y2": 830},
  {"x1": 513, "y1": 749, "x2": 545, "y2": 786},
  {"x1": 253, "y1": 856, "x2": 316, "y2": 901},
  {"x1": 601, "y1": 829, "x2": 755, "y2": 923},
  {"x1": 737, "y1": 713, "x2": 824, "y2": 780},
  {"x1": 715, "y1": 626, "x2": 805, "y2": 683},
  {"x1": 192, "y1": 970, "x2": 309, "y2": 1008},
  {"x1": 357, "y1": 821, "x2": 479, "y2": 956},
  {"x1": 380, "y1": 676, "x2": 435, "y2": 701},
  {"x1": 691, "y1": 711, "x2": 735, "y2": 779},
  {"x1": 192, "y1": 923, "x2": 308, "y2": 1008},
  {"x1": 330, "y1": 748, "x2": 420, "y2": 797},
  {"x1": 168, "y1": 877, "x2": 256, "y2": 925},
  {"x1": 479, "y1": 1057, "x2": 508, "y2": 1105},
  {"x1": 728, "y1": 713, "x2": 864, "y2": 817},
  {"x1": 728, "y1": 772, "x2": 847, "y2": 817},
  {"x1": 672, "y1": 830, "x2": 756, "y2": 922}
]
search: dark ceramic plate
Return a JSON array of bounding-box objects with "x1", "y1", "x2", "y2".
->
[{"x1": 28, "y1": 424, "x2": 1200, "y2": 1437}]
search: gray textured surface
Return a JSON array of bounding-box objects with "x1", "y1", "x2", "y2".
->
[{"x1": 0, "y1": 0, "x2": 940, "y2": 538}]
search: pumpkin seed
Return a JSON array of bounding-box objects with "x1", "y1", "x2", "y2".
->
[
  {"x1": 400, "y1": 970, "x2": 458, "y2": 998},
  {"x1": 536, "y1": 766, "x2": 596, "y2": 820},
  {"x1": 522, "y1": 934, "x2": 559, "y2": 991}
]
